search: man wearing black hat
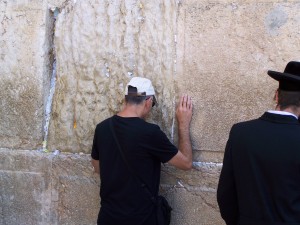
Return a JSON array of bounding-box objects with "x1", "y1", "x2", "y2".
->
[{"x1": 217, "y1": 61, "x2": 300, "y2": 225}]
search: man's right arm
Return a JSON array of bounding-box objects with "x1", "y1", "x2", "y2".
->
[
  {"x1": 91, "y1": 125, "x2": 100, "y2": 174},
  {"x1": 168, "y1": 94, "x2": 193, "y2": 170},
  {"x1": 91, "y1": 159, "x2": 100, "y2": 174}
]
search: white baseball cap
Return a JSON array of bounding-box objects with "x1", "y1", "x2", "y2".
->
[{"x1": 125, "y1": 77, "x2": 157, "y2": 105}]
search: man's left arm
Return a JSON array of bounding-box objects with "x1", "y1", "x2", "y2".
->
[{"x1": 168, "y1": 94, "x2": 193, "y2": 170}]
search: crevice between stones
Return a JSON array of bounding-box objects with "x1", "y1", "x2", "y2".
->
[{"x1": 41, "y1": 7, "x2": 59, "y2": 152}]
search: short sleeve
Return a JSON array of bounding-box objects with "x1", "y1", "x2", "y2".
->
[
  {"x1": 145, "y1": 126, "x2": 178, "y2": 163},
  {"x1": 91, "y1": 125, "x2": 100, "y2": 160}
]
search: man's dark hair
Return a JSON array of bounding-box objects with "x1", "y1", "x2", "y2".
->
[
  {"x1": 125, "y1": 86, "x2": 147, "y2": 105},
  {"x1": 125, "y1": 95, "x2": 147, "y2": 105},
  {"x1": 277, "y1": 89, "x2": 300, "y2": 110}
]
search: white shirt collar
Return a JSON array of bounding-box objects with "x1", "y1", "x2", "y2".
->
[{"x1": 267, "y1": 110, "x2": 298, "y2": 119}]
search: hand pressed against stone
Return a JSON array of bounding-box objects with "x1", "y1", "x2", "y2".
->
[
  {"x1": 176, "y1": 94, "x2": 193, "y2": 128},
  {"x1": 168, "y1": 94, "x2": 193, "y2": 170}
]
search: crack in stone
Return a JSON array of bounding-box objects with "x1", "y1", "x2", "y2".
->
[
  {"x1": 1, "y1": 15, "x2": 11, "y2": 35},
  {"x1": 41, "y1": 7, "x2": 59, "y2": 152}
]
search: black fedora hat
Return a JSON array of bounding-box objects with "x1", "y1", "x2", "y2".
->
[{"x1": 268, "y1": 61, "x2": 300, "y2": 91}]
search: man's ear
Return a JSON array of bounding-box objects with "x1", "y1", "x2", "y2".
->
[
  {"x1": 145, "y1": 97, "x2": 152, "y2": 108},
  {"x1": 275, "y1": 89, "x2": 279, "y2": 104}
]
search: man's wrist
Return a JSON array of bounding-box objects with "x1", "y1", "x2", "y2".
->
[{"x1": 178, "y1": 124, "x2": 190, "y2": 131}]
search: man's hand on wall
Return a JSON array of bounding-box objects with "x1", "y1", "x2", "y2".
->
[{"x1": 176, "y1": 94, "x2": 193, "y2": 129}]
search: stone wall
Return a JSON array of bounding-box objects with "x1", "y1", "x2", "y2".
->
[
  {"x1": 0, "y1": 0, "x2": 53, "y2": 149},
  {"x1": 48, "y1": 0, "x2": 177, "y2": 153},
  {"x1": 1, "y1": 0, "x2": 300, "y2": 224}
]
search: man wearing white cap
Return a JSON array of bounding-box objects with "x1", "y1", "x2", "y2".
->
[
  {"x1": 217, "y1": 61, "x2": 300, "y2": 225},
  {"x1": 91, "y1": 77, "x2": 193, "y2": 225}
]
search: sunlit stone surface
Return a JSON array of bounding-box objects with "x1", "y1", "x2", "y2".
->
[{"x1": 1, "y1": 0, "x2": 300, "y2": 224}]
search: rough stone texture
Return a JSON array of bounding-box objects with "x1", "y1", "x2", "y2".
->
[
  {"x1": 165, "y1": 189, "x2": 223, "y2": 225},
  {"x1": 161, "y1": 162, "x2": 224, "y2": 224},
  {"x1": 176, "y1": 0, "x2": 300, "y2": 155},
  {"x1": 48, "y1": 0, "x2": 178, "y2": 153},
  {"x1": 0, "y1": 0, "x2": 53, "y2": 149},
  {"x1": 0, "y1": 149, "x2": 52, "y2": 225},
  {"x1": 0, "y1": 149, "x2": 221, "y2": 225},
  {"x1": 0, "y1": 149, "x2": 99, "y2": 225},
  {"x1": 1, "y1": 0, "x2": 300, "y2": 224},
  {"x1": 52, "y1": 154, "x2": 100, "y2": 225},
  {"x1": 1, "y1": 171, "x2": 49, "y2": 225}
]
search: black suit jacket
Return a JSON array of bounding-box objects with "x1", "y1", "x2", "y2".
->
[{"x1": 217, "y1": 112, "x2": 300, "y2": 225}]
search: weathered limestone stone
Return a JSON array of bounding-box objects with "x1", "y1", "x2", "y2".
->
[
  {"x1": 0, "y1": 171, "x2": 49, "y2": 225},
  {"x1": 161, "y1": 163, "x2": 224, "y2": 224},
  {"x1": 0, "y1": 0, "x2": 54, "y2": 149},
  {"x1": 176, "y1": 0, "x2": 300, "y2": 155},
  {"x1": 0, "y1": 149, "x2": 99, "y2": 225},
  {"x1": 164, "y1": 189, "x2": 224, "y2": 225},
  {"x1": 0, "y1": 148, "x2": 224, "y2": 225},
  {"x1": 1, "y1": 0, "x2": 300, "y2": 224},
  {"x1": 0, "y1": 149, "x2": 52, "y2": 225},
  {"x1": 52, "y1": 153, "x2": 100, "y2": 225},
  {"x1": 48, "y1": 0, "x2": 178, "y2": 153},
  {"x1": 161, "y1": 163, "x2": 221, "y2": 189}
]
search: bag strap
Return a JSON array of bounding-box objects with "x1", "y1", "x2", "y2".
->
[{"x1": 109, "y1": 117, "x2": 156, "y2": 203}]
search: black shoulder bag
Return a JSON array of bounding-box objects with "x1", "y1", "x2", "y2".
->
[{"x1": 109, "y1": 118, "x2": 172, "y2": 225}]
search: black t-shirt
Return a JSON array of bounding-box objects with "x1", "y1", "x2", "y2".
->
[{"x1": 91, "y1": 115, "x2": 178, "y2": 225}]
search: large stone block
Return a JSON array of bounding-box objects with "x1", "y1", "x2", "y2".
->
[
  {"x1": 0, "y1": 149, "x2": 100, "y2": 225},
  {"x1": 0, "y1": 0, "x2": 53, "y2": 149},
  {"x1": 48, "y1": 0, "x2": 178, "y2": 153},
  {"x1": 162, "y1": 187, "x2": 224, "y2": 225},
  {"x1": 0, "y1": 149, "x2": 52, "y2": 225},
  {"x1": 176, "y1": 0, "x2": 300, "y2": 154},
  {"x1": 51, "y1": 153, "x2": 100, "y2": 225},
  {"x1": 0, "y1": 149, "x2": 224, "y2": 225},
  {"x1": 56, "y1": 176, "x2": 100, "y2": 225},
  {"x1": 160, "y1": 163, "x2": 223, "y2": 224},
  {"x1": 0, "y1": 171, "x2": 51, "y2": 225}
]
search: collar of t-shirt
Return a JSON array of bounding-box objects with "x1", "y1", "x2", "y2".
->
[{"x1": 267, "y1": 110, "x2": 298, "y2": 119}]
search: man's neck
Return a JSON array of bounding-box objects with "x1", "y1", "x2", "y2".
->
[
  {"x1": 117, "y1": 104, "x2": 145, "y2": 118},
  {"x1": 274, "y1": 106, "x2": 300, "y2": 117}
]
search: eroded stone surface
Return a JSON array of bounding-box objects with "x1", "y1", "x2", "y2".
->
[
  {"x1": 0, "y1": 171, "x2": 51, "y2": 225},
  {"x1": 52, "y1": 154, "x2": 99, "y2": 225},
  {"x1": 176, "y1": 0, "x2": 300, "y2": 154},
  {"x1": 161, "y1": 162, "x2": 221, "y2": 190},
  {"x1": 0, "y1": 149, "x2": 52, "y2": 225},
  {"x1": 48, "y1": 0, "x2": 178, "y2": 153},
  {"x1": 162, "y1": 187, "x2": 224, "y2": 225},
  {"x1": 0, "y1": 149, "x2": 100, "y2": 225},
  {"x1": 0, "y1": 149, "x2": 223, "y2": 225},
  {"x1": 56, "y1": 176, "x2": 99, "y2": 225},
  {"x1": 1, "y1": 0, "x2": 300, "y2": 224},
  {"x1": 0, "y1": 0, "x2": 53, "y2": 149}
]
